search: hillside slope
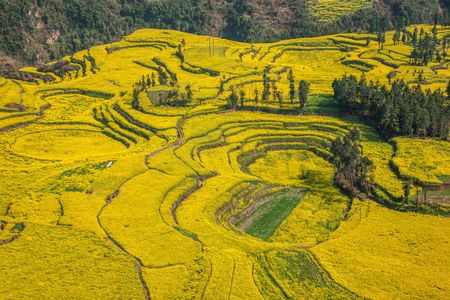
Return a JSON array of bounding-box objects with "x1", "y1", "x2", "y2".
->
[
  {"x1": 0, "y1": 0, "x2": 446, "y2": 69},
  {"x1": 0, "y1": 28, "x2": 449, "y2": 299}
]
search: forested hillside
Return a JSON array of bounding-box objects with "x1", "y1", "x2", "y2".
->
[{"x1": 0, "y1": 0, "x2": 448, "y2": 71}]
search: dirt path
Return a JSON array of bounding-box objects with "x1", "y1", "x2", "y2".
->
[
  {"x1": 145, "y1": 116, "x2": 185, "y2": 163},
  {"x1": 171, "y1": 172, "x2": 218, "y2": 225},
  {"x1": 96, "y1": 171, "x2": 152, "y2": 299},
  {"x1": 93, "y1": 111, "x2": 192, "y2": 297},
  {"x1": 136, "y1": 261, "x2": 151, "y2": 300},
  {"x1": 0, "y1": 235, "x2": 20, "y2": 246}
]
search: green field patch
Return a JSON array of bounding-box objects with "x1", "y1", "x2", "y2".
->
[
  {"x1": 236, "y1": 188, "x2": 306, "y2": 241},
  {"x1": 307, "y1": 95, "x2": 339, "y2": 107},
  {"x1": 304, "y1": 106, "x2": 341, "y2": 113},
  {"x1": 438, "y1": 175, "x2": 450, "y2": 184},
  {"x1": 174, "y1": 226, "x2": 198, "y2": 241},
  {"x1": 426, "y1": 189, "x2": 450, "y2": 205}
]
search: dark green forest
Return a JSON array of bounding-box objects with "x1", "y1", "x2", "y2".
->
[
  {"x1": 1, "y1": 0, "x2": 450, "y2": 70},
  {"x1": 332, "y1": 74, "x2": 450, "y2": 138}
]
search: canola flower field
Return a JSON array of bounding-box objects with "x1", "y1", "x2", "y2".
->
[{"x1": 0, "y1": 25, "x2": 449, "y2": 299}]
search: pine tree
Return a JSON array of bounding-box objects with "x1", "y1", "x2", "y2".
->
[
  {"x1": 151, "y1": 72, "x2": 156, "y2": 87},
  {"x1": 185, "y1": 84, "x2": 193, "y2": 101},
  {"x1": 298, "y1": 80, "x2": 310, "y2": 113},
  {"x1": 240, "y1": 89, "x2": 245, "y2": 107},
  {"x1": 393, "y1": 31, "x2": 400, "y2": 45},
  {"x1": 378, "y1": 31, "x2": 386, "y2": 50},
  {"x1": 446, "y1": 79, "x2": 450, "y2": 98},
  {"x1": 403, "y1": 180, "x2": 413, "y2": 203},
  {"x1": 412, "y1": 27, "x2": 418, "y2": 45},
  {"x1": 288, "y1": 69, "x2": 295, "y2": 104},
  {"x1": 254, "y1": 88, "x2": 259, "y2": 103},
  {"x1": 142, "y1": 75, "x2": 146, "y2": 90},
  {"x1": 227, "y1": 85, "x2": 239, "y2": 109},
  {"x1": 277, "y1": 91, "x2": 283, "y2": 108},
  {"x1": 271, "y1": 81, "x2": 278, "y2": 102}
]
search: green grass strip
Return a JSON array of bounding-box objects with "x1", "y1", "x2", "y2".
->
[{"x1": 237, "y1": 188, "x2": 306, "y2": 241}]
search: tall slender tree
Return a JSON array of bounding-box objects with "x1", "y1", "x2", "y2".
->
[
  {"x1": 288, "y1": 69, "x2": 295, "y2": 104},
  {"x1": 298, "y1": 80, "x2": 310, "y2": 113}
]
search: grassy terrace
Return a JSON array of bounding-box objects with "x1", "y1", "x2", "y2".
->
[{"x1": 0, "y1": 25, "x2": 449, "y2": 299}]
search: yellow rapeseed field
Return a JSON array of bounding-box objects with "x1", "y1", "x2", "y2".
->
[{"x1": 0, "y1": 25, "x2": 448, "y2": 299}]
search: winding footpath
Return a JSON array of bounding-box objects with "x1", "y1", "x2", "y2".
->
[{"x1": 96, "y1": 112, "x2": 190, "y2": 299}]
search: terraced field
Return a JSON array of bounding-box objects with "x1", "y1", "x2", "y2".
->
[
  {"x1": 308, "y1": 0, "x2": 374, "y2": 23},
  {"x1": 0, "y1": 26, "x2": 449, "y2": 299}
]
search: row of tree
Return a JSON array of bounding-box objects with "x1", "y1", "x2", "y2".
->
[
  {"x1": 409, "y1": 28, "x2": 442, "y2": 66},
  {"x1": 226, "y1": 69, "x2": 310, "y2": 112},
  {"x1": 390, "y1": 26, "x2": 448, "y2": 66},
  {"x1": 132, "y1": 72, "x2": 192, "y2": 109},
  {"x1": 332, "y1": 74, "x2": 450, "y2": 138}
]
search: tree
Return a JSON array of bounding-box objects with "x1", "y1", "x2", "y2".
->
[
  {"x1": 403, "y1": 180, "x2": 413, "y2": 203},
  {"x1": 432, "y1": 25, "x2": 438, "y2": 38},
  {"x1": 240, "y1": 89, "x2": 245, "y2": 107},
  {"x1": 151, "y1": 72, "x2": 156, "y2": 87},
  {"x1": 412, "y1": 27, "x2": 418, "y2": 45},
  {"x1": 288, "y1": 69, "x2": 295, "y2": 104},
  {"x1": 332, "y1": 74, "x2": 449, "y2": 139},
  {"x1": 436, "y1": 50, "x2": 442, "y2": 63},
  {"x1": 410, "y1": 48, "x2": 419, "y2": 65},
  {"x1": 378, "y1": 31, "x2": 386, "y2": 50},
  {"x1": 185, "y1": 84, "x2": 193, "y2": 101},
  {"x1": 380, "y1": 98, "x2": 399, "y2": 137},
  {"x1": 141, "y1": 75, "x2": 146, "y2": 90},
  {"x1": 219, "y1": 78, "x2": 225, "y2": 93},
  {"x1": 330, "y1": 127, "x2": 375, "y2": 197},
  {"x1": 176, "y1": 44, "x2": 184, "y2": 61},
  {"x1": 446, "y1": 79, "x2": 450, "y2": 98},
  {"x1": 254, "y1": 88, "x2": 259, "y2": 103},
  {"x1": 393, "y1": 30, "x2": 400, "y2": 45},
  {"x1": 416, "y1": 107, "x2": 430, "y2": 136},
  {"x1": 271, "y1": 81, "x2": 278, "y2": 102},
  {"x1": 298, "y1": 80, "x2": 310, "y2": 113},
  {"x1": 226, "y1": 85, "x2": 238, "y2": 109},
  {"x1": 157, "y1": 67, "x2": 168, "y2": 85},
  {"x1": 262, "y1": 73, "x2": 270, "y2": 104},
  {"x1": 277, "y1": 91, "x2": 283, "y2": 108}
]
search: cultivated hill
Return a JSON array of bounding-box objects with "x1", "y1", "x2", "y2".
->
[
  {"x1": 0, "y1": 27, "x2": 449, "y2": 299},
  {"x1": 0, "y1": 0, "x2": 445, "y2": 67}
]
